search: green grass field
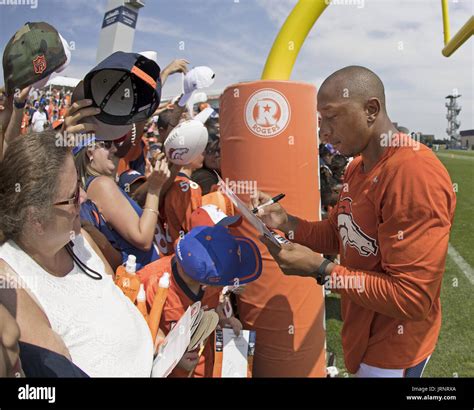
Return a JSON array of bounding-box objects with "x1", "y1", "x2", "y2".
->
[
  {"x1": 325, "y1": 149, "x2": 474, "y2": 377},
  {"x1": 440, "y1": 149, "x2": 474, "y2": 157}
]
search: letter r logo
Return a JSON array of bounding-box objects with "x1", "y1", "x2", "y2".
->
[{"x1": 256, "y1": 99, "x2": 278, "y2": 126}]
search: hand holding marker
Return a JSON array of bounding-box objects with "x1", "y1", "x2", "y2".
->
[{"x1": 252, "y1": 193, "x2": 286, "y2": 214}]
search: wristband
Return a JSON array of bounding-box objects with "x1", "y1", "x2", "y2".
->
[
  {"x1": 143, "y1": 207, "x2": 159, "y2": 216},
  {"x1": 14, "y1": 100, "x2": 26, "y2": 109},
  {"x1": 315, "y1": 259, "x2": 332, "y2": 286}
]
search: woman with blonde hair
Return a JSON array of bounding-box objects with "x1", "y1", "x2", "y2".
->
[{"x1": 73, "y1": 101, "x2": 171, "y2": 269}]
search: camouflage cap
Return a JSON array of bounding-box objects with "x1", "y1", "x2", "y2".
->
[{"x1": 3, "y1": 22, "x2": 67, "y2": 95}]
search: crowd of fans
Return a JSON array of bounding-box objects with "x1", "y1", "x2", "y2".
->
[
  {"x1": 319, "y1": 142, "x2": 349, "y2": 217},
  {"x1": 19, "y1": 87, "x2": 72, "y2": 134},
  {"x1": 0, "y1": 21, "x2": 348, "y2": 379}
]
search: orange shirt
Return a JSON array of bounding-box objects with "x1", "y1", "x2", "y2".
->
[
  {"x1": 117, "y1": 137, "x2": 149, "y2": 177},
  {"x1": 59, "y1": 107, "x2": 67, "y2": 119},
  {"x1": 294, "y1": 136, "x2": 456, "y2": 373},
  {"x1": 162, "y1": 173, "x2": 202, "y2": 246},
  {"x1": 138, "y1": 255, "x2": 221, "y2": 377},
  {"x1": 21, "y1": 113, "x2": 30, "y2": 134}
]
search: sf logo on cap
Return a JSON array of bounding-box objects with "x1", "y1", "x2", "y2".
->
[
  {"x1": 245, "y1": 89, "x2": 291, "y2": 138},
  {"x1": 32, "y1": 55, "x2": 47, "y2": 74}
]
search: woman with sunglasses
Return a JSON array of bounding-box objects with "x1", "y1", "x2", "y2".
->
[
  {"x1": 73, "y1": 99, "x2": 171, "y2": 269},
  {"x1": 0, "y1": 130, "x2": 154, "y2": 377}
]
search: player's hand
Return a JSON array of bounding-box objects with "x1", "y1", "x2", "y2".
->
[
  {"x1": 0, "y1": 303, "x2": 23, "y2": 378},
  {"x1": 259, "y1": 235, "x2": 326, "y2": 278},
  {"x1": 63, "y1": 99, "x2": 100, "y2": 138},
  {"x1": 177, "y1": 351, "x2": 199, "y2": 371},
  {"x1": 250, "y1": 190, "x2": 294, "y2": 233},
  {"x1": 148, "y1": 153, "x2": 171, "y2": 193}
]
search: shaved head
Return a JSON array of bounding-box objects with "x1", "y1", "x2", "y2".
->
[
  {"x1": 317, "y1": 66, "x2": 394, "y2": 158},
  {"x1": 319, "y1": 65, "x2": 386, "y2": 111}
]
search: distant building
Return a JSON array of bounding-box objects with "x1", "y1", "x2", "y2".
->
[{"x1": 460, "y1": 129, "x2": 474, "y2": 150}]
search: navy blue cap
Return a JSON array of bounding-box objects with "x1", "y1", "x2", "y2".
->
[
  {"x1": 118, "y1": 169, "x2": 146, "y2": 191},
  {"x1": 84, "y1": 51, "x2": 161, "y2": 126},
  {"x1": 175, "y1": 225, "x2": 262, "y2": 287}
]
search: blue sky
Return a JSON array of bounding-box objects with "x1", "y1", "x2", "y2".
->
[{"x1": 0, "y1": 0, "x2": 472, "y2": 138}]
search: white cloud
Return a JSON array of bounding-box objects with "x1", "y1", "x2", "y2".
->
[{"x1": 255, "y1": 0, "x2": 298, "y2": 26}]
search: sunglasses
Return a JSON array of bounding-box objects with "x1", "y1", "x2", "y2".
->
[
  {"x1": 94, "y1": 140, "x2": 114, "y2": 150},
  {"x1": 53, "y1": 180, "x2": 81, "y2": 206}
]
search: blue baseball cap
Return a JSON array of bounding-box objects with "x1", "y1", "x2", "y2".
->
[
  {"x1": 325, "y1": 143, "x2": 337, "y2": 155},
  {"x1": 175, "y1": 225, "x2": 262, "y2": 286},
  {"x1": 118, "y1": 169, "x2": 146, "y2": 191}
]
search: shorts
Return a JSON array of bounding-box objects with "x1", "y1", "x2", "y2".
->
[{"x1": 355, "y1": 355, "x2": 431, "y2": 378}]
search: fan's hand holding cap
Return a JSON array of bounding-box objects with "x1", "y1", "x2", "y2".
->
[
  {"x1": 178, "y1": 66, "x2": 215, "y2": 107},
  {"x1": 71, "y1": 80, "x2": 133, "y2": 141},
  {"x1": 175, "y1": 225, "x2": 262, "y2": 287},
  {"x1": 3, "y1": 22, "x2": 69, "y2": 95},
  {"x1": 83, "y1": 51, "x2": 162, "y2": 126}
]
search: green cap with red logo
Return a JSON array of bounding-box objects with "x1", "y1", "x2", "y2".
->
[{"x1": 3, "y1": 22, "x2": 68, "y2": 95}]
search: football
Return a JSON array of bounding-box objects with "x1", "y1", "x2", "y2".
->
[{"x1": 164, "y1": 119, "x2": 209, "y2": 165}]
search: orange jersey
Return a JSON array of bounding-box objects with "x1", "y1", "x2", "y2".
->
[
  {"x1": 293, "y1": 136, "x2": 456, "y2": 373},
  {"x1": 59, "y1": 107, "x2": 67, "y2": 119},
  {"x1": 117, "y1": 138, "x2": 149, "y2": 176},
  {"x1": 137, "y1": 255, "x2": 221, "y2": 377},
  {"x1": 20, "y1": 113, "x2": 30, "y2": 134},
  {"x1": 162, "y1": 173, "x2": 202, "y2": 246},
  {"x1": 202, "y1": 189, "x2": 235, "y2": 216}
]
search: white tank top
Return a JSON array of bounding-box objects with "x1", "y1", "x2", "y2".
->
[{"x1": 0, "y1": 235, "x2": 153, "y2": 377}]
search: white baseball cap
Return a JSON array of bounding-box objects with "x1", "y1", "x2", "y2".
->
[
  {"x1": 139, "y1": 50, "x2": 158, "y2": 64},
  {"x1": 194, "y1": 107, "x2": 215, "y2": 124},
  {"x1": 179, "y1": 66, "x2": 215, "y2": 107},
  {"x1": 190, "y1": 205, "x2": 242, "y2": 229}
]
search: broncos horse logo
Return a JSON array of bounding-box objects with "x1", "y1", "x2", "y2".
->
[
  {"x1": 337, "y1": 197, "x2": 378, "y2": 257},
  {"x1": 168, "y1": 147, "x2": 189, "y2": 161}
]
